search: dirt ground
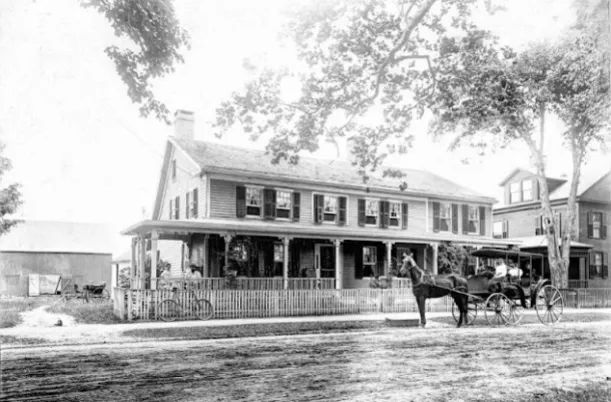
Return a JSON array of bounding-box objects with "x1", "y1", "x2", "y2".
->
[{"x1": 2, "y1": 318, "x2": 611, "y2": 401}]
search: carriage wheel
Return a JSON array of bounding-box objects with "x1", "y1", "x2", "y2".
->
[
  {"x1": 507, "y1": 301, "x2": 524, "y2": 326},
  {"x1": 158, "y1": 300, "x2": 181, "y2": 322},
  {"x1": 452, "y1": 300, "x2": 478, "y2": 325},
  {"x1": 485, "y1": 293, "x2": 511, "y2": 327},
  {"x1": 99, "y1": 289, "x2": 111, "y2": 303},
  {"x1": 535, "y1": 285, "x2": 563, "y2": 326},
  {"x1": 193, "y1": 299, "x2": 214, "y2": 321}
]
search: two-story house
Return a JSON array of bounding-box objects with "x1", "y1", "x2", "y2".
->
[
  {"x1": 493, "y1": 168, "x2": 610, "y2": 288},
  {"x1": 122, "y1": 110, "x2": 515, "y2": 290}
]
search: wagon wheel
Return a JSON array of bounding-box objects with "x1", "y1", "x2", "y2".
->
[
  {"x1": 507, "y1": 301, "x2": 524, "y2": 326},
  {"x1": 193, "y1": 299, "x2": 214, "y2": 321},
  {"x1": 452, "y1": 300, "x2": 478, "y2": 325},
  {"x1": 158, "y1": 300, "x2": 181, "y2": 322},
  {"x1": 99, "y1": 289, "x2": 111, "y2": 303},
  {"x1": 485, "y1": 293, "x2": 511, "y2": 327},
  {"x1": 535, "y1": 285, "x2": 563, "y2": 326}
]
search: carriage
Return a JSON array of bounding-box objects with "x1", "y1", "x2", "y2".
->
[{"x1": 450, "y1": 249, "x2": 564, "y2": 326}]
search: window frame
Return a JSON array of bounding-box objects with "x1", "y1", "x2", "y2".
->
[
  {"x1": 275, "y1": 188, "x2": 293, "y2": 220},
  {"x1": 323, "y1": 195, "x2": 338, "y2": 223},
  {"x1": 388, "y1": 200, "x2": 402, "y2": 228},
  {"x1": 365, "y1": 198, "x2": 379, "y2": 226},
  {"x1": 467, "y1": 205, "x2": 480, "y2": 234},
  {"x1": 510, "y1": 181, "x2": 521, "y2": 203},
  {"x1": 438, "y1": 202, "x2": 451, "y2": 232},
  {"x1": 363, "y1": 246, "x2": 377, "y2": 277},
  {"x1": 493, "y1": 221, "x2": 504, "y2": 239},
  {"x1": 593, "y1": 251, "x2": 603, "y2": 277},
  {"x1": 188, "y1": 188, "x2": 197, "y2": 219},
  {"x1": 590, "y1": 212, "x2": 602, "y2": 239},
  {"x1": 245, "y1": 185, "x2": 263, "y2": 218},
  {"x1": 522, "y1": 179, "x2": 533, "y2": 201}
]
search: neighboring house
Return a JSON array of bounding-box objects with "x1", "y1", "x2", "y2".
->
[
  {"x1": 493, "y1": 168, "x2": 611, "y2": 288},
  {"x1": 111, "y1": 251, "x2": 131, "y2": 295},
  {"x1": 122, "y1": 110, "x2": 514, "y2": 290},
  {"x1": 0, "y1": 221, "x2": 113, "y2": 296}
]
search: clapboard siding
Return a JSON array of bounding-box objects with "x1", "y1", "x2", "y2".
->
[
  {"x1": 210, "y1": 179, "x2": 236, "y2": 218},
  {"x1": 158, "y1": 240, "x2": 183, "y2": 276}
]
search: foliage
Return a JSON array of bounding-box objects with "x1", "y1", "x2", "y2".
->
[
  {"x1": 437, "y1": 242, "x2": 469, "y2": 275},
  {"x1": 117, "y1": 265, "x2": 131, "y2": 288},
  {"x1": 47, "y1": 301, "x2": 122, "y2": 324},
  {"x1": 214, "y1": 0, "x2": 488, "y2": 180},
  {"x1": 0, "y1": 141, "x2": 22, "y2": 237},
  {"x1": 81, "y1": 0, "x2": 190, "y2": 123},
  {"x1": 0, "y1": 297, "x2": 49, "y2": 328}
]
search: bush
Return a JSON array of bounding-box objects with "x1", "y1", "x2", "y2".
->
[{"x1": 47, "y1": 301, "x2": 122, "y2": 325}]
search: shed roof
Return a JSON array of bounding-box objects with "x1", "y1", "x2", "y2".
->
[{"x1": 0, "y1": 221, "x2": 113, "y2": 254}]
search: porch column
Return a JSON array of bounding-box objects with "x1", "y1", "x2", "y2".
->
[
  {"x1": 150, "y1": 230, "x2": 158, "y2": 290},
  {"x1": 203, "y1": 234, "x2": 210, "y2": 277},
  {"x1": 139, "y1": 235, "x2": 146, "y2": 290},
  {"x1": 223, "y1": 234, "x2": 233, "y2": 272},
  {"x1": 334, "y1": 239, "x2": 343, "y2": 289},
  {"x1": 432, "y1": 242, "x2": 439, "y2": 275},
  {"x1": 130, "y1": 237, "x2": 137, "y2": 283},
  {"x1": 385, "y1": 241, "x2": 394, "y2": 276},
  {"x1": 282, "y1": 237, "x2": 290, "y2": 289}
]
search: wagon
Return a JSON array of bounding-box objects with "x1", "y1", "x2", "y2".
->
[
  {"x1": 82, "y1": 283, "x2": 111, "y2": 303},
  {"x1": 450, "y1": 249, "x2": 564, "y2": 327}
]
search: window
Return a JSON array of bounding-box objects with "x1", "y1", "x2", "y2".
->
[
  {"x1": 594, "y1": 252, "x2": 602, "y2": 277},
  {"x1": 589, "y1": 212, "x2": 603, "y2": 239},
  {"x1": 510, "y1": 182, "x2": 521, "y2": 203},
  {"x1": 467, "y1": 206, "x2": 479, "y2": 234},
  {"x1": 365, "y1": 200, "x2": 378, "y2": 225},
  {"x1": 276, "y1": 190, "x2": 292, "y2": 219},
  {"x1": 363, "y1": 246, "x2": 377, "y2": 277},
  {"x1": 389, "y1": 202, "x2": 401, "y2": 227},
  {"x1": 323, "y1": 196, "x2": 338, "y2": 222},
  {"x1": 246, "y1": 186, "x2": 262, "y2": 216},
  {"x1": 171, "y1": 159, "x2": 177, "y2": 180},
  {"x1": 169, "y1": 199, "x2": 174, "y2": 220},
  {"x1": 439, "y1": 202, "x2": 451, "y2": 232},
  {"x1": 174, "y1": 196, "x2": 180, "y2": 219},
  {"x1": 188, "y1": 188, "x2": 198, "y2": 219},
  {"x1": 493, "y1": 221, "x2": 503, "y2": 239},
  {"x1": 522, "y1": 180, "x2": 532, "y2": 201},
  {"x1": 273, "y1": 243, "x2": 284, "y2": 276}
]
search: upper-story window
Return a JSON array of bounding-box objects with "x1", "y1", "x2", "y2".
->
[
  {"x1": 438, "y1": 202, "x2": 451, "y2": 232},
  {"x1": 389, "y1": 201, "x2": 401, "y2": 227},
  {"x1": 314, "y1": 194, "x2": 346, "y2": 225},
  {"x1": 588, "y1": 212, "x2": 607, "y2": 239},
  {"x1": 365, "y1": 200, "x2": 378, "y2": 225},
  {"x1": 246, "y1": 186, "x2": 262, "y2": 217},
  {"x1": 510, "y1": 182, "x2": 521, "y2": 203},
  {"x1": 171, "y1": 159, "x2": 177, "y2": 181},
  {"x1": 522, "y1": 180, "x2": 532, "y2": 201},
  {"x1": 174, "y1": 195, "x2": 180, "y2": 219},
  {"x1": 186, "y1": 188, "x2": 198, "y2": 219},
  {"x1": 324, "y1": 196, "x2": 338, "y2": 222},
  {"x1": 237, "y1": 186, "x2": 301, "y2": 221},
  {"x1": 276, "y1": 190, "x2": 292, "y2": 219},
  {"x1": 510, "y1": 179, "x2": 534, "y2": 204},
  {"x1": 467, "y1": 206, "x2": 479, "y2": 234},
  {"x1": 493, "y1": 220, "x2": 509, "y2": 239}
]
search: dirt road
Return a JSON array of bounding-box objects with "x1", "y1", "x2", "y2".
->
[{"x1": 3, "y1": 321, "x2": 611, "y2": 402}]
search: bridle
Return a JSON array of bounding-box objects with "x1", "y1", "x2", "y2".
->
[{"x1": 401, "y1": 256, "x2": 425, "y2": 287}]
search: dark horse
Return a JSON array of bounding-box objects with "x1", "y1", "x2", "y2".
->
[{"x1": 400, "y1": 253, "x2": 469, "y2": 328}]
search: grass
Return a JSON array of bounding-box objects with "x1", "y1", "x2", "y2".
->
[
  {"x1": 0, "y1": 334, "x2": 48, "y2": 345},
  {"x1": 122, "y1": 320, "x2": 388, "y2": 340},
  {"x1": 483, "y1": 382, "x2": 611, "y2": 402},
  {"x1": 47, "y1": 301, "x2": 123, "y2": 325},
  {"x1": 0, "y1": 297, "x2": 52, "y2": 328}
]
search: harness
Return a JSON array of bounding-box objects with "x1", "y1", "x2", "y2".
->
[{"x1": 403, "y1": 257, "x2": 435, "y2": 288}]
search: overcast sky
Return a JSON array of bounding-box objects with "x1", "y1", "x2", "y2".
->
[{"x1": 1, "y1": 0, "x2": 609, "y2": 256}]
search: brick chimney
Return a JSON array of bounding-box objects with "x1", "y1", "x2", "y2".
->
[{"x1": 173, "y1": 110, "x2": 194, "y2": 141}]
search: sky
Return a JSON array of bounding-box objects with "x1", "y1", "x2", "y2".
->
[{"x1": 0, "y1": 0, "x2": 609, "y2": 256}]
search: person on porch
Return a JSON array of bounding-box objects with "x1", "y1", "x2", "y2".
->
[{"x1": 160, "y1": 263, "x2": 173, "y2": 290}]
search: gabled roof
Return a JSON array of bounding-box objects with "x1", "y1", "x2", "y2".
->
[
  {"x1": 0, "y1": 220, "x2": 113, "y2": 254},
  {"x1": 548, "y1": 170, "x2": 611, "y2": 201},
  {"x1": 498, "y1": 167, "x2": 534, "y2": 186},
  {"x1": 169, "y1": 137, "x2": 495, "y2": 203}
]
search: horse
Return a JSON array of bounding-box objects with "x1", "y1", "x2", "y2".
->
[{"x1": 400, "y1": 254, "x2": 470, "y2": 328}]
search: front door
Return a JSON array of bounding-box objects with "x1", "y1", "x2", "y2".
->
[
  {"x1": 315, "y1": 244, "x2": 335, "y2": 279},
  {"x1": 568, "y1": 257, "x2": 580, "y2": 280}
]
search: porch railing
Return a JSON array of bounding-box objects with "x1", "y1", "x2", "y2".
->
[
  {"x1": 132, "y1": 277, "x2": 336, "y2": 290},
  {"x1": 568, "y1": 280, "x2": 588, "y2": 289}
]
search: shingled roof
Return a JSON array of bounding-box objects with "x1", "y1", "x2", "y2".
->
[{"x1": 171, "y1": 138, "x2": 495, "y2": 202}]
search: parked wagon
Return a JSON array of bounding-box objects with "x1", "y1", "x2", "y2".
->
[{"x1": 450, "y1": 249, "x2": 564, "y2": 326}]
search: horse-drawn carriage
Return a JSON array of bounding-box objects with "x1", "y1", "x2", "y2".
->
[{"x1": 450, "y1": 249, "x2": 564, "y2": 326}]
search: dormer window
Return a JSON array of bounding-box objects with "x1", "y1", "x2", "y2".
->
[
  {"x1": 510, "y1": 182, "x2": 521, "y2": 203},
  {"x1": 510, "y1": 179, "x2": 534, "y2": 204},
  {"x1": 522, "y1": 180, "x2": 532, "y2": 201}
]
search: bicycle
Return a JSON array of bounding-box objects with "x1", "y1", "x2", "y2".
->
[{"x1": 157, "y1": 288, "x2": 214, "y2": 322}]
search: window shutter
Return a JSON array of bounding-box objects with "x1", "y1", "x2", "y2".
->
[
  {"x1": 314, "y1": 195, "x2": 323, "y2": 224},
  {"x1": 169, "y1": 199, "x2": 173, "y2": 220},
  {"x1": 358, "y1": 199, "x2": 366, "y2": 227},
  {"x1": 338, "y1": 196, "x2": 347, "y2": 225},
  {"x1": 433, "y1": 202, "x2": 440, "y2": 232},
  {"x1": 588, "y1": 251, "x2": 594, "y2": 279},
  {"x1": 193, "y1": 188, "x2": 198, "y2": 218},
  {"x1": 292, "y1": 192, "x2": 300, "y2": 222},
  {"x1": 354, "y1": 244, "x2": 363, "y2": 279},
  {"x1": 602, "y1": 213, "x2": 607, "y2": 239},
  {"x1": 380, "y1": 200, "x2": 389, "y2": 228},
  {"x1": 461, "y1": 204, "x2": 469, "y2": 234},
  {"x1": 503, "y1": 220, "x2": 509, "y2": 239},
  {"x1": 401, "y1": 203, "x2": 408, "y2": 229},
  {"x1": 534, "y1": 216, "x2": 540, "y2": 235},
  {"x1": 175, "y1": 196, "x2": 180, "y2": 219},
  {"x1": 236, "y1": 186, "x2": 246, "y2": 218},
  {"x1": 451, "y1": 204, "x2": 458, "y2": 234},
  {"x1": 558, "y1": 212, "x2": 562, "y2": 238},
  {"x1": 587, "y1": 212, "x2": 593, "y2": 238},
  {"x1": 185, "y1": 192, "x2": 190, "y2": 219},
  {"x1": 479, "y1": 206, "x2": 486, "y2": 236},
  {"x1": 263, "y1": 188, "x2": 276, "y2": 220},
  {"x1": 603, "y1": 252, "x2": 608, "y2": 279}
]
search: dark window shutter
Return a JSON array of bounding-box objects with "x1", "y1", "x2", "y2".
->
[
  {"x1": 380, "y1": 200, "x2": 389, "y2": 228},
  {"x1": 451, "y1": 204, "x2": 458, "y2": 234},
  {"x1": 292, "y1": 192, "x2": 300, "y2": 222},
  {"x1": 338, "y1": 196, "x2": 347, "y2": 225},
  {"x1": 479, "y1": 206, "x2": 486, "y2": 236},
  {"x1": 263, "y1": 188, "x2": 276, "y2": 220},
  {"x1": 587, "y1": 212, "x2": 593, "y2": 238},
  {"x1": 314, "y1": 194, "x2": 324, "y2": 224},
  {"x1": 175, "y1": 196, "x2": 180, "y2": 219},
  {"x1": 602, "y1": 213, "x2": 607, "y2": 239},
  {"x1": 358, "y1": 199, "x2": 366, "y2": 227},
  {"x1": 185, "y1": 192, "x2": 190, "y2": 219},
  {"x1": 534, "y1": 216, "x2": 540, "y2": 235},
  {"x1": 354, "y1": 244, "x2": 363, "y2": 279},
  {"x1": 503, "y1": 220, "x2": 509, "y2": 239},
  {"x1": 558, "y1": 212, "x2": 562, "y2": 238},
  {"x1": 236, "y1": 186, "x2": 246, "y2": 218},
  {"x1": 169, "y1": 199, "x2": 172, "y2": 220},
  {"x1": 193, "y1": 188, "x2": 198, "y2": 218},
  {"x1": 603, "y1": 252, "x2": 608, "y2": 279},
  {"x1": 402, "y1": 203, "x2": 408, "y2": 229},
  {"x1": 433, "y1": 202, "x2": 440, "y2": 232},
  {"x1": 461, "y1": 204, "x2": 469, "y2": 234}
]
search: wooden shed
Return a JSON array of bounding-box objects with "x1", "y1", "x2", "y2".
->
[{"x1": 0, "y1": 221, "x2": 112, "y2": 296}]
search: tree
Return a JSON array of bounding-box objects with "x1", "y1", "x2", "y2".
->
[
  {"x1": 427, "y1": 20, "x2": 609, "y2": 287},
  {"x1": 82, "y1": 0, "x2": 190, "y2": 124},
  {"x1": 0, "y1": 141, "x2": 22, "y2": 236},
  {"x1": 438, "y1": 242, "x2": 470, "y2": 275},
  {"x1": 214, "y1": 0, "x2": 493, "y2": 180}
]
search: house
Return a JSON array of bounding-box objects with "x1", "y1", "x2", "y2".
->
[
  {"x1": 0, "y1": 220, "x2": 113, "y2": 296},
  {"x1": 493, "y1": 168, "x2": 610, "y2": 288},
  {"x1": 121, "y1": 110, "x2": 515, "y2": 290}
]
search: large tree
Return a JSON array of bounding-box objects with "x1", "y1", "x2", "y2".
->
[
  {"x1": 0, "y1": 141, "x2": 22, "y2": 236},
  {"x1": 427, "y1": 13, "x2": 609, "y2": 287}
]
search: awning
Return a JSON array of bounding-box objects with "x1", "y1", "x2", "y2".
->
[{"x1": 471, "y1": 248, "x2": 545, "y2": 259}]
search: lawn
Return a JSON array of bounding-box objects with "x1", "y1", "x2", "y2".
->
[
  {"x1": 0, "y1": 297, "x2": 51, "y2": 328},
  {"x1": 47, "y1": 300, "x2": 122, "y2": 325}
]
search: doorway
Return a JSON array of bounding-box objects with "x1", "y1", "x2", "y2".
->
[{"x1": 315, "y1": 244, "x2": 335, "y2": 279}]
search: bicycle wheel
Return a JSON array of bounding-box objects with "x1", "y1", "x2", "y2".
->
[
  {"x1": 193, "y1": 299, "x2": 214, "y2": 321},
  {"x1": 158, "y1": 300, "x2": 181, "y2": 322}
]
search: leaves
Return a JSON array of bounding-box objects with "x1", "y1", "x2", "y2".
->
[{"x1": 0, "y1": 141, "x2": 22, "y2": 237}]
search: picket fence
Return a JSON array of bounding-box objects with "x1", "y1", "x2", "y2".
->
[{"x1": 113, "y1": 287, "x2": 451, "y2": 321}]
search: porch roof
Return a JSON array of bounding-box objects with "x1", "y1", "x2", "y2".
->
[
  {"x1": 511, "y1": 235, "x2": 593, "y2": 250},
  {"x1": 122, "y1": 219, "x2": 518, "y2": 247}
]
